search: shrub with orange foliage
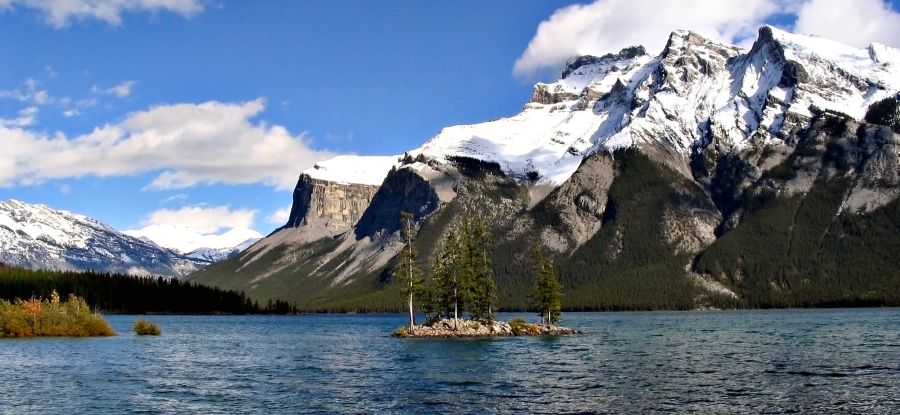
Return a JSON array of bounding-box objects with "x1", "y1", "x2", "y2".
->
[{"x1": 0, "y1": 290, "x2": 115, "y2": 338}]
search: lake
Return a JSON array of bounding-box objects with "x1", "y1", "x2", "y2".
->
[{"x1": 0, "y1": 309, "x2": 897, "y2": 414}]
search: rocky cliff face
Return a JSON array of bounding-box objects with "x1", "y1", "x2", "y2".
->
[{"x1": 284, "y1": 174, "x2": 381, "y2": 233}]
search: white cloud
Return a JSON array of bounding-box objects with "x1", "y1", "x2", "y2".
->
[
  {"x1": 161, "y1": 193, "x2": 188, "y2": 204},
  {"x1": 140, "y1": 205, "x2": 256, "y2": 233},
  {"x1": 514, "y1": 0, "x2": 900, "y2": 79},
  {"x1": 0, "y1": 98, "x2": 337, "y2": 190},
  {"x1": 0, "y1": 78, "x2": 54, "y2": 106},
  {"x1": 514, "y1": 0, "x2": 781, "y2": 79},
  {"x1": 1, "y1": 0, "x2": 205, "y2": 28},
  {"x1": 124, "y1": 205, "x2": 263, "y2": 252},
  {"x1": 93, "y1": 81, "x2": 136, "y2": 98},
  {"x1": 793, "y1": 0, "x2": 900, "y2": 48},
  {"x1": 267, "y1": 206, "x2": 292, "y2": 225},
  {"x1": 0, "y1": 106, "x2": 38, "y2": 128}
]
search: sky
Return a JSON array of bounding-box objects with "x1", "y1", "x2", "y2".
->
[{"x1": 1, "y1": 0, "x2": 898, "y2": 252}]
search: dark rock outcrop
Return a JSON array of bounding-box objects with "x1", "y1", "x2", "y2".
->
[{"x1": 354, "y1": 168, "x2": 441, "y2": 240}]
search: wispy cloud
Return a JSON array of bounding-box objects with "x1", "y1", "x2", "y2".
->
[
  {"x1": 93, "y1": 80, "x2": 136, "y2": 98},
  {"x1": 161, "y1": 193, "x2": 189, "y2": 204},
  {"x1": 0, "y1": 107, "x2": 38, "y2": 128},
  {"x1": 0, "y1": 0, "x2": 205, "y2": 28},
  {"x1": 0, "y1": 98, "x2": 337, "y2": 190},
  {"x1": 0, "y1": 78, "x2": 54, "y2": 106}
]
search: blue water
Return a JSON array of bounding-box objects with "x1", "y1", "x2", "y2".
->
[{"x1": 0, "y1": 309, "x2": 898, "y2": 414}]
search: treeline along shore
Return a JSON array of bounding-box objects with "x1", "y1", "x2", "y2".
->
[{"x1": 0, "y1": 264, "x2": 297, "y2": 314}]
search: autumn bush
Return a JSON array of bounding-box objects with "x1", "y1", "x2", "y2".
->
[
  {"x1": 133, "y1": 319, "x2": 161, "y2": 336},
  {"x1": 0, "y1": 291, "x2": 115, "y2": 337},
  {"x1": 508, "y1": 317, "x2": 539, "y2": 336}
]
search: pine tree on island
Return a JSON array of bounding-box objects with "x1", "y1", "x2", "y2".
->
[
  {"x1": 426, "y1": 216, "x2": 496, "y2": 329},
  {"x1": 394, "y1": 211, "x2": 424, "y2": 333},
  {"x1": 532, "y1": 246, "x2": 562, "y2": 325},
  {"x1": 393, "y1": 214, "x2": 578, "y2": 337}
]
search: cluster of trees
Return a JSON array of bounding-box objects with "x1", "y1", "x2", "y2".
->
[
  {"x1": 0, "y1": 264, "x2": 298, "y2": 314},
  {"x1": 394, "y1": 212, "x2": 563, "y2": 331}
]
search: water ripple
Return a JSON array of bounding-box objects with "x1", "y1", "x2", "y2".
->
[{"x1": 0, "y1": 310, "x2": 898, "y2": 414}]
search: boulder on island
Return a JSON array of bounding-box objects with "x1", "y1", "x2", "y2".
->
[{"x1": 392, "y1": 318, "x2": 580, "y2": 338}]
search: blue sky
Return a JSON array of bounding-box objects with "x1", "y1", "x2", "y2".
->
[{"x1": 1, "y1": 0, "x2": 898, "y2": 251}]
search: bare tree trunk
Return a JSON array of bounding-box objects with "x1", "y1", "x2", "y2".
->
[
  {"x1": 453, "y1": 286, "x2": 458, "y2": 331},
  {"x1": 408, "y1": 292, "x2": 415, "y2": 333}
]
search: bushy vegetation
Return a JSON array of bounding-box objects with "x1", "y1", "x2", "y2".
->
[
  {"x1": 0, "y1": 265, "x2": 297, "y2": 314},
  {"x1": 0, "y1": 290, "x2": 115, "y2": 337},
  {"x1": 508, "y1": 317, "x2": 540, "y2": 336},
  {"x1": 133, "y1": 319, "x2": 161, "y2": 336}
]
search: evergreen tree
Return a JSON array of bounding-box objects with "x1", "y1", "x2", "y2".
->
[
  {"x1": 430, "y1": 228, "x2": 463, "y2": 327},
  {"x1": 427, "y1": 214, "x2": 497, "y2": 327},
  {"x1": 467, "y1": 216, "x2": 496, "y2": 322},
  {"x1": 394, "y1": 211, "x2": 424, "y2": 332},
  {"x1": 532, "y1": 247, "x2": 562, "y2": 325}
]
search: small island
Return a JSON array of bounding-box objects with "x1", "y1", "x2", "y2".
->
[
  {"x1": 391, "y1": 212, "x2": 580, "y2": 338},
  {"x1": 393, "y1": 317, "x2": 580, "y2": 338},
  {"x1": 0, "y1": 290, "x2": 115, "y2": 338}
]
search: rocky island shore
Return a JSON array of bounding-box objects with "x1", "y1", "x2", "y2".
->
[{"x1": 392, "y1": 318, "x2": 580, "y2": 338}]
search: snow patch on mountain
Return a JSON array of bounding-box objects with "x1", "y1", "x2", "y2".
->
[
  {"x1": 185, "y1": 238, "x2": 259, "y2": 263},
  {"x1": 303, "y1": 155, "x2": 398, "y2": 185}
]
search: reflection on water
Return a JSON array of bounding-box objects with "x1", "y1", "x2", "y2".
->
[{"x1": 0, "y1": 309, "x2": 897, "y2": 414}]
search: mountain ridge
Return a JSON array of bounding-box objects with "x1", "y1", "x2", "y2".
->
[
  {"x1": 190, "y1": 26, "x2": 900, "y2": 310},
  {"x1": 0, "y1": 199, "x2": 254, "y2": 278}
]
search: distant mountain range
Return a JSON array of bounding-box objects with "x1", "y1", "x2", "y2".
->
[
  {"x1": 191, "y1": 26, "x2": 900, "y2": 311},
  {"x1": 0, "y1": 199, "x2": 256, "y2": 278}
]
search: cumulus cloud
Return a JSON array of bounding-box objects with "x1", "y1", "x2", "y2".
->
[
  {"x1": 793, "y1": 0, "x2": 900, "y2": 47},
  {"x1": 0, "y1": 98, "x2": 337, "y2": 189},
  {"x1": 124, "y1": 205, "x2": 263, "y2": 252},
  {"x1": 513, "y1": 0, "x2": 900, "y2": 79},
  {"x1": 514, "y1": 0, "x2": 781, "y2": 79},
  {"x1": 266, "y1": 206, "x2": 292, "y2": 225},
  {"x1": 0, "y1": 0, "x2": 205, "y2": 28}
]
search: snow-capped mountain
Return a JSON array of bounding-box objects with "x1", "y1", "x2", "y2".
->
[
  {"x1": 413, "y1": 25, "x2": 899, "y2": 184},
  {"x1": 0, "y1": 199, "x2": 209, "y2": 278},
  {"x1": 184, "y1": 238, "x2": 260, "y2": 263},
  {"x1": 193, "y1": 26, "x2": 900, "y2": 310}
]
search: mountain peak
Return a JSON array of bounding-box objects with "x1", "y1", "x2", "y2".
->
[{"x1": 561, "y1": 46, "x2": 647, "y2": 79}]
